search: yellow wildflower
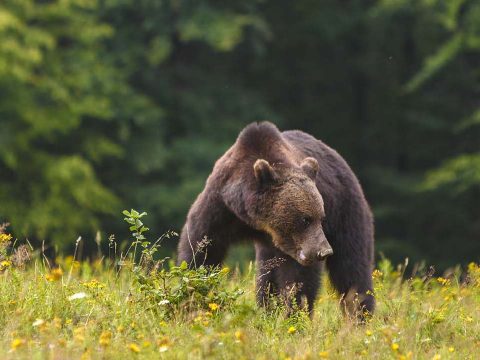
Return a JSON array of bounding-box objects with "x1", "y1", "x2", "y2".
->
[
  {"x1": 391, "y1": 343, "x2": 399, "y2": 351},
  {"x1": 99, "y1": 331, "x2": 112, "y2": 347},
  {"x1": 208, "y1": 303, "x2": 219, "y2": 311},
  {"x1": 128, "y1": 343, "x2": 141, "y2": 353},
  {"x1": 220, "y1": 266, "x2": 230, "y2": 274},
  {"x1": 82, "y1": 279, "x2": 105, "y2": 290},
  {"x1": 0, "y1": 260, "x2": 11, "y2": 270},
  {"x1": 372, "y1": 269, "x2": 383, "y2": 279},
  {"x1": 235, "y1": 330, "x2": 245, "y2": 342},
  {"x1": 11, "y1": 338, "x2": 26, "y2": 350},
  {"x1": 45, "y1": 268, "x2": 63, "y2": 281},
  {"x1": 437, "y1": 277, "x2": 449, "y2": 286},
  {"x1": 432, "y1": 355, "x2": 441, "y2": 360},
  {"x1": 365, "y1": 330, "x2": 373, "y2": 336},
  {"x1": 52, "y1": 267, "x2": 63, "y2": 277},
  {"x1": 319, "y1": 351, "x2": 329, "y2": 358},
  {"x1": 448, "y1": 347, "x2": 455, "y2": 353},
  {"x1": 62, "y1": 256, "x2": 80, "y2": 271},
  {"x1": 287, "y1": 326, "x2": 296, "y2": 334},
  {"x1": 0, "y1": 233, "x2": 12, "y2": 242},
  {"x1": 74, "y1": 327, "x2": 85, "y2": 343}
]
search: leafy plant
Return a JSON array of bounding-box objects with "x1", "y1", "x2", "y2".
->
[
  {"x1": 135, "y1": 262, "x2": 243, "y2": 319},
  {"x1": 122, "y1": 209, "x2": 244, "y2": 319}
]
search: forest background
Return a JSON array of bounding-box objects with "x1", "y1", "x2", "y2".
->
[{"x1": 1, "y1": 0, "x2": 479, "y2": 270}]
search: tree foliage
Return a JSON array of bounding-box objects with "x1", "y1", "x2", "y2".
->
[
  {"x1": 0, "y1": 0, "x2": 479, "y2": 267},
  {"x1": 0, "y1": 0, "x2": 123, "y2": 244}
]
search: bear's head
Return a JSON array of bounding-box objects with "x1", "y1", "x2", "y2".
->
[{"x1": 253, "y1": 157, "x2": 333, "y2": 266}]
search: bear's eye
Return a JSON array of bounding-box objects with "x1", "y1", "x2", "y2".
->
[{"x1": 302, "y1": 216, "x2": 312, "y2": 227}]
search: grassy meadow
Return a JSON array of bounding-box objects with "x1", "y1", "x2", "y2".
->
[{"x1": 1, "y1": 224, "x2": 480, "y2": 359}]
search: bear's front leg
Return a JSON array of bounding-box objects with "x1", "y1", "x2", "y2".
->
[
  {"x1": 256, "y1": 247, "x2": 321, "y2": 315},
  {"x1": 274, "y1": 256, "x2": 321, "y2": 315},
  {"x1": 177, "y1": 230, "x2": 229, "y2": 268},
  {"x1": 255, "y1": 242, "x2": 280, "y2": 307},
  {"x1": 177, "y1": 193, "x2": 236, "y2": 268}
]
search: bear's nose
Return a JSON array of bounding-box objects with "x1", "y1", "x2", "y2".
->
[{"x1": 317, "y1": 248, "x2": 333, "y2": 260}]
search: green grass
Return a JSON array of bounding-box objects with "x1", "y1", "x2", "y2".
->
[{"x1": 1, "y1": 252, "x2": 480, "y2": 360}]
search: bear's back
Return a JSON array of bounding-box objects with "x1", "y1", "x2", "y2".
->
[
  {"x1": 281, "y1": 129, "x2": 371, "y2": 225},
  {"x1": 281, "y1": 129, "x2": 352, "y2": 183}
]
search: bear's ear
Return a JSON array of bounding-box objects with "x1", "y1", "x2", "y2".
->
[
  {"x1": 300, "y1": 157, "x2": 319, "y2": 180},
  {"x1": 253, "y1": 159, "x2": 277, "y2": 187}
]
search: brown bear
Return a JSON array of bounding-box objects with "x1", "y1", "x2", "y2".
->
[{"x1": 177, "y1": 121, "x2": 375, "y2": 317}]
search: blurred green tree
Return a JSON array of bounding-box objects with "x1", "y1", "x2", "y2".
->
[
  {"x1": 0, "y1": 0, "x2": 478, "y2": 267},
  {"x1": 0, "y1": 0, "x2": 125, "y2": 247},
  {"x1": 403, "y1": 0, "x2": 480, "y2": 268},
  {"x1": 0, "y1": 0, "x2": 273, "y2": 251},
  {"x1": 99, "y1": 0, "x2": 274, "y2": 237}
]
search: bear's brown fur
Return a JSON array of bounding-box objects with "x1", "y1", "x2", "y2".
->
[{"x1": 177, "y1": 122, "x2": 375, "y2": 317}]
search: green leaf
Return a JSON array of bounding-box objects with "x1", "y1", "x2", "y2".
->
[
  {"x1": 404, "y1": 33, "x2": 464, "y2": 92},
  {"x1": 421, "y1": 154, "x2": 480, "y2": 193}
]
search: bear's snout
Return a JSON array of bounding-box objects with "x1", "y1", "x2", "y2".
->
[
  {"x1": 298, "y1": 240, "x2": 333, "y2": 265},
  {"x1": 317, "y1": 247, "x2": 333, "y2": 260}
]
